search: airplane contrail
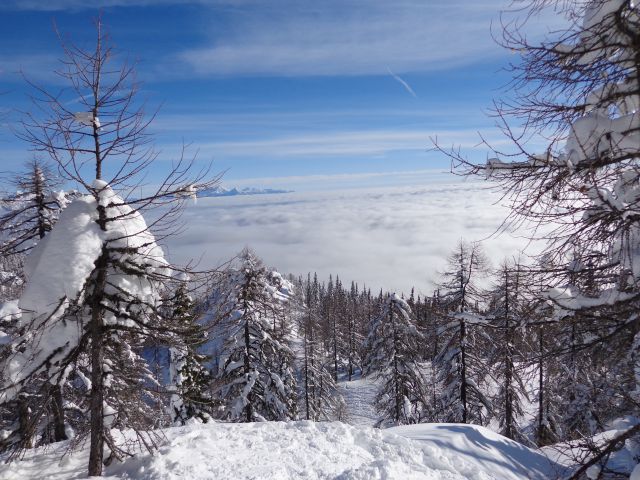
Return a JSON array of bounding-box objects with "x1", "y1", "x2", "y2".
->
[{"x1": 386, "y1": 67, "x2": 417, "y2": 98}]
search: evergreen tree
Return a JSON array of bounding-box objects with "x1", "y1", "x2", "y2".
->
[
  {"x1": 364, "y1": 294, "x2": 429, "y2": 427},
  {"x1": 434, "y1": 240, "x2": 491, "y2": 424},
  {"x1": 486, "y1": 261, "x2": 530, "y2": 442},
  {"x1": 0, "y1": 160, "x2": 72, "y2": 257},
  {"x1": 168, "y1": 280, "x2": 212, "y2": 425},
  {"x1": 214, "y1": 249, "x2": 297, "y2": 422}
]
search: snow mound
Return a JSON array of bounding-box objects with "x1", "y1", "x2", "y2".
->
[
  {"x1": 388, "y1": 423, "x2": 567, "y2": 480},
  {"x1": 542, "y1": 418, "x2": 640, "y2": 478},
  {"x1": 0, "y1": 421, "x2": 565, "y2": 480}
]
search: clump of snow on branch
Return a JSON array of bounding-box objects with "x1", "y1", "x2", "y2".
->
[{"x1": 2, "y1": 180, "x2": 168, "y2": 400}]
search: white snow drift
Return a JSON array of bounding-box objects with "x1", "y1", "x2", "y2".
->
[{"x1": 0, "y1": 421, "x2": 563, "y2": 480}]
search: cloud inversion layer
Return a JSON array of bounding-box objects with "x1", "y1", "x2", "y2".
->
[{"x1": 163, "y1": 180, "x2": 531, "y2": 294}]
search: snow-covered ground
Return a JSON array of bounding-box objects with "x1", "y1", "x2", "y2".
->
[
  {"x1": 0, "y1": 421, "x2": 564, "y2": 480},
  {"x1": 391, "y1": 423, "x2": 567, "y2": 480},
  {"x1": 541, "y1": 418, "x2": 640, "y2": 479},
  {"x1": 339, "y1": 376, "x2": 380, "y2": 427}
]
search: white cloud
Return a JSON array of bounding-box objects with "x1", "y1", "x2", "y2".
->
[
  {"x1": 1, "y1": 0, "x2": 570, "y2": 80},
  {"x1": 0, "y1": 0, "x2": 247, "y2": 11},
  {"x1": 150, "y1": 108, "x2": 483, "y2": 133},
  {"x1": 227, "y1": 169, "x2": 454, "y2": 190},
  {"x1": 175, "y1": 0, "x2": 569, "y2": 77},
  {"x1": 179, "y1": 1, "x2": 512, "y2": 77},
  {"x1": 156, "y1": 128, "x2": 510, "y2": 160},
  {"x1": 0, "y1": 54, "x2": 61, "y2": 84},
  {"x1": 159, "y1": 177, "x2": 535, "y2": 294}
]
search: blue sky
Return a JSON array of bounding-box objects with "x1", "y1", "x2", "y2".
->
[{"x1": 0, "y1": 0, "x2": 559, "y2": 191}]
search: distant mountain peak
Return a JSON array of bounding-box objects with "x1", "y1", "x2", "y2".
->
[{"x1": 196, "y1": 186, "x2": 293, "y2": 198}]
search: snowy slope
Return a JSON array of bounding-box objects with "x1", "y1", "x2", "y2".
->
[
  {"x1": 389, "y1": 423, "x2": 568, "y2": 480},
  {"x1": 339, "y1": 376, "x2": 380, "y2": 427},
  {"x1": 0, "y1": 421, "x2": 565, "y2": 480},
  {"x1": 541, "y1": 418, "x2": 640, "y2": 478}
]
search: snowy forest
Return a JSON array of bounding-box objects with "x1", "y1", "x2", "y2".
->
[{"x1": 0, "y1": 0, "x2": 639, "y2": 479}]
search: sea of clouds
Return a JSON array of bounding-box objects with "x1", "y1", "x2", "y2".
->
[{"x1": 161, "y1": 173, "x2": 535, "y2": 295}]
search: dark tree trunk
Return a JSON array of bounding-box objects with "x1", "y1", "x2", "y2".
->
[
  {"x1": 34, "y1": 166, "x2": 47, "y2": 240},
  {"x1": 504, "y1": 322, "x2": 513, "y2": 438},
  {"x1": 304, "y1": 330, "x2": 310, "y2": 420},
  {"x1": 348, "y1": 315, "x2": 354, "y2": 381},
  {"x1": 18, "y1": 394, "x2": 33, "y2": 449},
  {"x1": 244, "y1": 313, "x2": 253, "y2": 423},
  {"x1": 537, "y1": 326, "x2": 546, "y2": 446},
  {"x1": 503, "y1": 270, "x2": 514, "y2": 439},
  {"x1": 51, "y1": 385, "x2": 67, "y2": 442},
  {"x1": 88, "y1": 247, "x2": 108, "y2": 477},
  {"x1": 390, "y1": 306, "x2": 402, "y2": 423},
  {"x1": 309, "y1": 319, "x2": 316, "y2": 414},
  {"x1": 460, "y1": 318, "x2": 467, "y2": 424},
  {"x1": 332, "y1": 314, "x2": 338, "y2": 382},
  {"x1": 88, "y1": 35, "x2": 107, "y2": 475}
]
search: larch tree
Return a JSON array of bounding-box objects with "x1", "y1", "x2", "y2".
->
[
  {"x1": 438, "y1": 0, "x2": 640, "y2": 474},
  {"x1": 486, "y1": 260, "x2": 530, "y2": 442},
  {"x1": 213, "y1": 249, "x2": 297, "y2": 422},
  {"x1": 0, "y1": 19, "x2": 216, "y2": 476},
  {"x1": 297, "y1": 273, "x2": 343, "y2": 421},
  {"x1": 364, "y1": 293, "x2": 429, "y2": 427},
  {"x1": 434, "y1": 240, "x2": 492, "y2": 425}
]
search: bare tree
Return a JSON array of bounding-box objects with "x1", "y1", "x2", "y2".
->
[
  {"x1": 0, "y1": 17, "x2": 218, "y2": 476},
  {"x1": 436, "y1": 0, "x2": 640, "y2": 473},
  {"x1": 434, "y1": 240, "x2": 491, "y2": 424}
]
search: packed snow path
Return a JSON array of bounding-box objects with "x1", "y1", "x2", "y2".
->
[
  {"x1": 339, "y1": 376, "x2": 380, "y2": 427},
  {"x1": 0, "y1": 421, "x2": 564, "y2": 480}
]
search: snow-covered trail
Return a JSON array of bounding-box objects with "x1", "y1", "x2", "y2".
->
[{"x1": 339, "y1": 375, "x2": 379, "y2": 427}]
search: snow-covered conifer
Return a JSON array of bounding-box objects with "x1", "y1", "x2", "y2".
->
[
  {"x1": 364, "y1": 294, "x2": 429, "y2": 427},
  {"x1": 433, "y1": 240, "x2": 491, "y2": 425},
  {"x1": 0, "y1": 160, "x2": 72, "y2": 258},
  {"x1": 212, "y1": 249, "x2": 297, "y2": 422},
  {"x1": 167, "y1": 280, "x2": 212, "y2": 425}
]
